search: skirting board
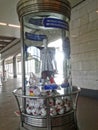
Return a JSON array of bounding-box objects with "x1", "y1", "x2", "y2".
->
[{"x1": 80, "y1": 88, "x2": 98, "y2": 100}]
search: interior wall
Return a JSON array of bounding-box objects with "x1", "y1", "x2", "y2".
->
[{"x1": 70, "y1": 0, "x2": 98, "y2": 90}]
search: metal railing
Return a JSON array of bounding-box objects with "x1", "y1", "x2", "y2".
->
[{"x1": 13, "y1": 86, "x2": 80, "y2": 130}]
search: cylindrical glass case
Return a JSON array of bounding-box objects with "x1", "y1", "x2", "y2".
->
[{"x1": 13, "y1": 1, "x2": 80, "y2": 130}]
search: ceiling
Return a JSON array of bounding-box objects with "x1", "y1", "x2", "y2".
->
[
  {"x1": 0, "y1": 36, "x2": 16, "y2": 50},
  {"x1": 0, "y1": 0, "x2": 20, "y2": 53},
  {"x1": 69, "y1": 0, "x2": 85, "y2": 7},
  {"x1": 0, "y1": 0, "x2": 85, "y2": 52}
]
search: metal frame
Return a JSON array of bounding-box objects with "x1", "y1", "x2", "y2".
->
[
  {"x1": 13, "y1": 86, "x2": 80, "y2": 130},
  {"x1": 17, "y1": 0, "x2": 71, "y2": 21}
]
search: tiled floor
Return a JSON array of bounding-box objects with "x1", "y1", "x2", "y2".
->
[
  {"x1": 0, "y1": 78, "x2": 21, "y2": 130},
  {"x1": 77, "y1": 96, "x2": 98, "y2": 130},
  {"x1": 0, "y1": 78, "x2": 98, "y2": 130}
]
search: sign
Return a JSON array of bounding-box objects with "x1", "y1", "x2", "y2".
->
[
  {"x1": 43, "y1": 18, "x2": 69, "y2": 30},
  {"x1": 28, "y1": 17, "x2": 69, "y2": 30},
  {"x1": 25, "y1": 32, "x2": 47, "y2": 41},
  {"x1": 29, "y1": 18, "x2": 43, "y2": 26}
]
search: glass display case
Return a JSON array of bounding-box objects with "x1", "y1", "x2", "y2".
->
[{"x1": 13, "y1": 0, "x2": 80, "y2": 130}]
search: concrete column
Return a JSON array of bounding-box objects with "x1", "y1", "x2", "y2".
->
[
  {"x1": 13, "y1": 56, "x2": 17, "y2": 78},
  {"x1": 2, "y1": 60, "x2": 5, "y2": 78}
]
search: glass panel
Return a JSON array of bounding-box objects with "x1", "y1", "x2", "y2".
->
[
  {"x1": 23, "y1": 13, "x2": 70, "y2": 85},
  {"x1": 22, "y1": 12, "x2": 72, "y2": 116}
]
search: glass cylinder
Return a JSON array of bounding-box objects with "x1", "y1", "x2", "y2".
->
[{"x1": 17, "y1": 0, "x2": 72, "y2": 115}]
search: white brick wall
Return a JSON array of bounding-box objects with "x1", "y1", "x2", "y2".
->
[{"x1": 70, "y1": 0, "x2": 98, "y2": 90}]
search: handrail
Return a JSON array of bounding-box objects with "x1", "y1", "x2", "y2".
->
[{"x1": 12, "y1": 86, "x2": 81, "y2": 99}]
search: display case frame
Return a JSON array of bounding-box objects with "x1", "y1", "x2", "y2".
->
[
  {"x1": 13, "y1": 0, "x2": 81, "y2": 130},
  {"x1": 13, "y1": 86, "x2": 80, "y2": 130}
]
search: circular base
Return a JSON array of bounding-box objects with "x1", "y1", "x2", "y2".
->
[
  {"x1": 20, "y1": 110, "x2": 78, "y2": 130},
  {"x1": 20, "y1": 124, "x2": 78, "y2": 130}
]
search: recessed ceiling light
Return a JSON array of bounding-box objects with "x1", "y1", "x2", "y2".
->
[
  {"x1": 71, "y1": 34, "x2": 77, "y2": 38},
  {"x1": 0, "y1": 39, "x2": 11, "y2": 43},
  {"x1": 96, "y1": 10, "x2": 98, "y2": 13},
  {"x1": 8, "y1": 24, "x2": 20, "y2": 28},
  {"x1": 0, "y1": 22, "x2": 7, "y2": 26}
]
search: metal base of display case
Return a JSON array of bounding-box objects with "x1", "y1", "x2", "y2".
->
[
  {"x1": 19, "y1": 109, "x2": 79, "y2": 130},
  {"x1": 19, "y1": 123, "x2": 79, "y2": 130},
  {"x1": 22, "y1": 110, "x2": 77, "y2": 127},
  {"x1": 13, "y1": 86, "x2": 80, "y2": 130}
]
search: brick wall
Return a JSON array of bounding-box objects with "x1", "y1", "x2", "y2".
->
[{"x1": 70, "y1": 0, "x2": 98, "y2": 90}]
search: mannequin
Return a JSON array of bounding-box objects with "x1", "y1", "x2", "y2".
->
[{"x1": 40, "y1": 39, "x2": 57, "y2": 84}]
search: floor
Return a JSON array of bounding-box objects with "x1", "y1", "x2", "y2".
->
[{"x1": 0, "y1": 78, "x2": 98, "y2": 130}]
